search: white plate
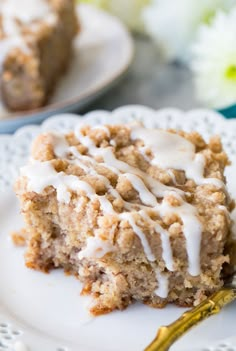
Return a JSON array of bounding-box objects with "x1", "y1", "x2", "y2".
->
[
  {"x1": 0, "y1": 4, "x2": 133, "y2": 134},
  {"x1": 0, "y1": 106, "x2": 236, "y2": 351}
]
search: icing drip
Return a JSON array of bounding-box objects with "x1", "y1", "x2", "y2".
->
[
  {"x1": 21, "y1": 124, "x2": 229, "y2": 298},
  {"x1": 155, "y1": 269, "x2": 169, "y2": 298},
  {"x1": 139, "y1": 210, "x2": 174, "y2": 272},
  {"x1": 159, "y1": 193, "x2": 202, "y2": 276},
  {"x1": 120, "y1": 212, "x2": 156, "y2": 262},
  {"x1": 78, "y1": 236, "x2": 114, "y2": 259}
]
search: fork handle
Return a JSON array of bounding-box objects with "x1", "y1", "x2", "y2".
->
[{"x1": 144, "y1": 288, "x2": 236, "y2": 351}]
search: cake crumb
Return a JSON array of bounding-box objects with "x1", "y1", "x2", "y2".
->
[{"x1": 11, "y1": 229, "x2": 28, "y2": 246}]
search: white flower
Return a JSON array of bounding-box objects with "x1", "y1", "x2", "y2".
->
[
  {"x1": 142, "y1": 0, "x2": 234, "y2": 62},
  {"x1": 81, "y1": 0, "x2": 150, "y2": 32},
  {"x1": 192, "y1": 8, "x2": 236, "y2": 109}
]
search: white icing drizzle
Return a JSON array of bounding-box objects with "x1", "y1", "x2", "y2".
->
[
  {"x1": 167, "y1": 169, "x2": 177, "y2": 185},
  {"x1": 123, "y1": 173, "x2": 157, "y2": 207},
  {"x1": 69, "y1": 146, "x2": 119, "y2": 177},
  {"x1": 74, "y1": 130, "x2": 100, "y2": 156},
  {"x1": 131, "y1": 127, "x2": 225, "y2": 188},
  {"x1": 51, "y1": 132, "x2": 70, "y2": 159},
  {"x1": 101, "y1": 148, "x2": 181, "y2": 198},
  {"x1": 155, "y1": 269, "x2": 169, "y2": 298},
  {"x1": 138, "y1": 145, "x2": 150, "y2": 162},
  {"x1": 78, "y1": 236, "x2": 114, "y2": 259},
  {"x1": 75, "y1": 128, "x2": 182, "y2": 197},
  {"x1": 70, "y1": 146, "x2": 152, "y2": 215},
  {"x1": 21, "y1": 161, "x2": 117, "y2": 214},
  {"x1": 120, "y1": 212, "x2": 156, "y2": 262},
  {"x1": 22, "y1": 161, "x2": 94, "y2": 204},
  {"x1": 98, "y1": 195, "x2": 116, "y2": 214},
  {"x1": 21, "y1": 124, "x2": 230, "y2": 298}
]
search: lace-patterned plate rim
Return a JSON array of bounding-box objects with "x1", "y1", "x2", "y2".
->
[{"x1": 0, "y1": 105, "x2": 236, "y2": 351}]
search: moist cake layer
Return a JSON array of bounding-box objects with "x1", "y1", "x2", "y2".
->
[{"x1": 15, "y1": 123, "x2": 234, "y2": 315}]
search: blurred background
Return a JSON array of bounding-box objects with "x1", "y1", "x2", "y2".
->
[
  {"x1": 80, "y1": 0, "x2": 236, "y2": 118},
  {"x1": 2, "y1": 0, "x2": 236, "y2": 134}
]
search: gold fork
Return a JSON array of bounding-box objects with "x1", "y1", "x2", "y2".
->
[{"x1": 144, "y1": 275, "x2": 236, "y2": 351}]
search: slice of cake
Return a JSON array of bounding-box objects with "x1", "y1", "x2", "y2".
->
[
  {"x1": 0, "y1": 0, "x2": 78, "y2": 111},
  {"x1": 15, "y1": 123, "x2": 234, "y2": 315}
]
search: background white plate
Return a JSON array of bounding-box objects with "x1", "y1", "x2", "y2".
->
[
  {"x1": 0, "y1": 4, "x2": 133, "y2": 134},
  {"x1": 0, "y1": 106, "x2": 236, "y2": 351}
]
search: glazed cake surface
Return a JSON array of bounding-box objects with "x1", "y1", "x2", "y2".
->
[
  {"x1": 15, "y1": 123, "x2": 234, "y2": 315},
  {"x1": 0, "y1": 0, "x2": 78, "y2": 111}
]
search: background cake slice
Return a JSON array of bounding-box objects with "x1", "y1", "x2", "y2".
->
[
  {"x1": 0, "y1": 0, "x2": 78, "y2": 111},
  {"x1": 15, "y1": 123, "x2": 234, "y2": 315}
]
